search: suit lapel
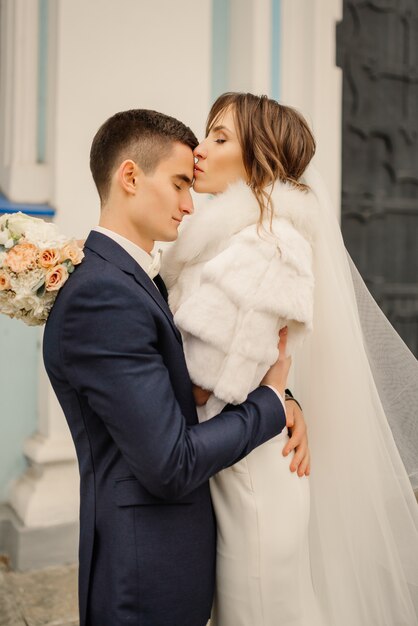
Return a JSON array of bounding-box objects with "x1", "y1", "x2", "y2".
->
[
  {"x1": 84, "y1": 231, "x2": 182, "y2": 344},
  {"x1": 131, "y1": 266, "x2": 182, "y2": 343}
]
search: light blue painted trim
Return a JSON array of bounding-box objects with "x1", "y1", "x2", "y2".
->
[
  {"x1": 211, "y1": 0, "x2": 230, "y2": 102},
  {"x1": 0, "y1": 315, "x2": 40, "y2": 503},
  {"x1": 0, "y1": 193, "x2": 55, "y2": 217},
  {"x1": 271, "y1": 0, "x2": 281, "y2": 101},
  {"x1": 37, "y1": 0, "x2": 48, "y2": 163}
]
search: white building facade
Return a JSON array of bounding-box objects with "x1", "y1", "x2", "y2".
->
[{"x1": 0, "y1": 0, "x2": 342, "y2": 568}]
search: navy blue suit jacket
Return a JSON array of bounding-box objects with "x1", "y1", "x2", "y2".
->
[{"x1": 43, "y1": 231, "x2": 286, "y2": 626}]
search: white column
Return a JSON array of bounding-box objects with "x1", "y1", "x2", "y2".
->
[
  {"x1": 1, "y1": 0, "x2": 80, "y2": 530},
  {"x1": 229, "y1": 0, "x2": 272, "y2": 94},
  {"x1": 9, "y1": 360, "x2": 79, "y2": 528},
  {"x1": 0, "y1": 0, "x2": 50, "y2": 202},
  {"x1": 280, "y1": 0, "x2": 343, "y2": 216}
]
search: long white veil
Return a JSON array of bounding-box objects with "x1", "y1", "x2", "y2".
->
[
  {"x1": 294, "y1": 166, "x2": 418, "y2": 624},
  {"x1": 348, "y1": 257, "x2": 418, "y2": 491}
]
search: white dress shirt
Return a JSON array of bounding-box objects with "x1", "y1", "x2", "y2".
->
[{"x1": 93, "y1": 226, "x2": 161, "y2": 282}]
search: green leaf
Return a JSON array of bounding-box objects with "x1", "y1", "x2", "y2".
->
[
  {"x1": 63, "y1": 260, "x2": 75, "y2": 273},
  {"x1": 36, "y1": 283, "x2": 46, "y2": 297}
]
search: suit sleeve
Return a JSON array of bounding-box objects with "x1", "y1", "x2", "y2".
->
[
  {"x1": 60, "y1": 273, "x2": 285, "y2": 501},
  {"x1": 173, "y1": 220, "x2": 314, "y2": 404}
]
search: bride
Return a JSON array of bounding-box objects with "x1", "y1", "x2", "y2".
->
[{"x1": 161, "y1": 92, "x2": 418, "y2": 625}]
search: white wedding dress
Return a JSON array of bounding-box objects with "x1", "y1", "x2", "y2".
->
[
  {"x1": 162, "y1": 166, "x2": 418, "y2": 626},
  {"x1": 203, "y1": 420, "x2": 325, "y2": 626}
]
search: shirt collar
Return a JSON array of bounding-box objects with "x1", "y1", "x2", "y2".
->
[{"x1": 93, "y1": 226, "x2": 161, "y2": 278}]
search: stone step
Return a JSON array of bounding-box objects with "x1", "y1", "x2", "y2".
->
[{"x1": 0, "y1": 561, "x2": 78, "y2": 626}]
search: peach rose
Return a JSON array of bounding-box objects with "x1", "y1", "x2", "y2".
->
[
  {"x1": 45, "y1": 264, "x2": 69, "y2": 292},
  {"x1": 4, "y1": 242, "x2": 38, "y2": 273},
  {"x1": 0, "y1": 271, "x2": 11, "y2": 290},
  {"x1": 60, "y1": 241, "x2": 84, "y2": 266},
  {"x1": 39, "y1": 247, "x2": 61, "y2": 269}
]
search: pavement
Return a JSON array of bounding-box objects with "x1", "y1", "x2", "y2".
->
[
  {"x1": 0, "y1": 560, "x2": 211, "y2": 626},
  {"x1": 0, "y1": 560, "x2": 78, "y2": 626}
]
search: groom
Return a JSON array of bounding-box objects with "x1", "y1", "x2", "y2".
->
[{"x1": 43, "y1": 109, "x2": 308, "y2": 626}]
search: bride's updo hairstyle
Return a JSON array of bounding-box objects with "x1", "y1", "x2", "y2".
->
[{"x1": 206, "y1": 92, "x2": 316, "y2": 223}]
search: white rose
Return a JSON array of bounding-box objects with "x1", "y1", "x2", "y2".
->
[
  {"x1": 6, "y1": 212, "x2": 33, "y2": 239},
  {"x1": 24, "y1": 220, "x2": 66, "y2": 248},
  {"x1": 0, "y1": 229, "x2": 11, "y2": 245},
  {"x1": 0, "y1": 230, "x2": 14, "y2": 249},
  {"x1": 3, "y1": 213, "x2": 65, "y2": 248},
  {"x1": 9, "y1": 288, "x2": 54, "y2": 325},
  {"x1": 20, "y1": 268, "x2": 46, "y2": 292},
  {"x1": 13, "y1": 292, "x2": 40, "y2": 313}
]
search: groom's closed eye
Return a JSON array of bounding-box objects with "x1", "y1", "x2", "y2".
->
[{"x1": 173, "y1": 174, "x2": 194, "y2": 189}]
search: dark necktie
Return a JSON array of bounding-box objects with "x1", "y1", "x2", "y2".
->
[{"x1": 153, "y1": 273, "x2": 168, "y2": 302}]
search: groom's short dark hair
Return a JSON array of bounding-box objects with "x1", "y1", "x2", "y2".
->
[{"x1": 90, "y1": 109, "x2": 198, "y2": 204}]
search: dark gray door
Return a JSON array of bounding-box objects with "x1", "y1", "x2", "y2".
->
[{"x1": 336, "y1": 0, "x2": 418, "y2": 356}]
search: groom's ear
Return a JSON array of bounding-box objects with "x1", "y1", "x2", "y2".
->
[{"x1": 118, "y1": 159, "x2": 140, "y2": 195}]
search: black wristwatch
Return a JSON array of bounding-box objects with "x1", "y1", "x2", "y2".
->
[{"x1": 284, "y1": 388, "x2": 303, "y2": 412}]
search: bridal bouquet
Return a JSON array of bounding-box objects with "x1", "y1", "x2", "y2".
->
[{"x1": 0, "y1": 212, "x2": 84, "y2": 326}]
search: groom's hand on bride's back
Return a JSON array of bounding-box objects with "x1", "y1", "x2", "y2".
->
[
  {"x1": 261, "y1": 327, "x2": 310, "y2": 478},
  {"x1": 283, "y1": 401, "x2": 310, "y2": 477},
  {"x1": 192, "y1": 384, "x2": 211, "y2": 406}
]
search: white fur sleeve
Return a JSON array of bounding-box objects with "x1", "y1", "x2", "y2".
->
[{"x1": 174, "y1": 220, "x2": 314, "y2": 404}]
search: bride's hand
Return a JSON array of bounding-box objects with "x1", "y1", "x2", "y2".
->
[{"x1": 192, "y1": 384, "x2": 211, "y2": 406}]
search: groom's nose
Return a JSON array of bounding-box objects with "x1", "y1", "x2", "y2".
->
[{"x1": 179, "y1": 192, "x2": 194, "y2": 216}]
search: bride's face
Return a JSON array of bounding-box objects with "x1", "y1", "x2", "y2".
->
[{"x1": 193, "y1": 107, "x2": 247, "y2": 194}]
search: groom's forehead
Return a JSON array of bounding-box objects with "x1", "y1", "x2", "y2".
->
[{"x1": 157, "y1": 142, "x2": 194, "y2": 177}]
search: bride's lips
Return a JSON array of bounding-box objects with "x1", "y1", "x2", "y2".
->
[{"x1": 194, "y1": 165, "x2": 204, "y2": 174}]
